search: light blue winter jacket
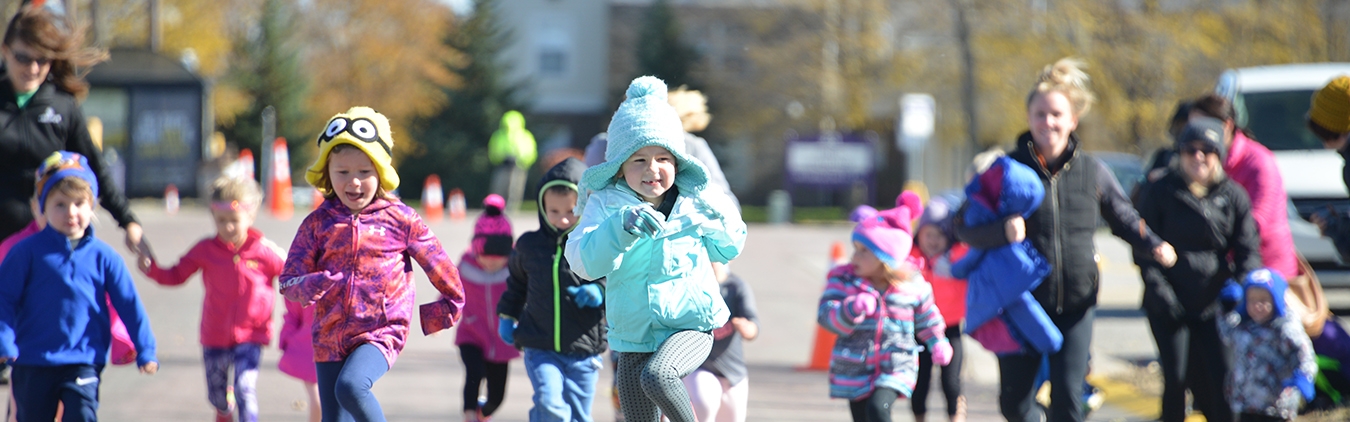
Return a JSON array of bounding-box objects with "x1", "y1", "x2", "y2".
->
[{"x1": 565, "y1": 181, "x2": 746, "y2": 353}]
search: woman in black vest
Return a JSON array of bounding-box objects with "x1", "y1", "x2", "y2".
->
[
  {"x1": 956, "y1": 58, "x2": 1174, "y2": 422},
  {"x1": 0, "y1": 5, "x2": 140, "y2": 247}
]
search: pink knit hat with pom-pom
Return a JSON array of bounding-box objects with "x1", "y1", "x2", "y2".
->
[
  {"x1": 851, "y1": 191, "x2": 923, "y2": 269},
  {"x1": 471, "y1": 194, "x2": 514, "y2": 257}
]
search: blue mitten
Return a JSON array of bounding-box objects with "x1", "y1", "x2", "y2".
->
[
  {"x1": 622, "y1": 205, "x2": 664, "y2": 237},
  {"x1": 567, "y1": 284, "x2": 604, "y2": 308},
  {"x1": 1284, "y1": 373, "x2": 1315, "y2": 401},
  {"x1": 498, "y1": 316, "x2": 517, "y2": 345},
  {"x1": 1218, "y1": 279, "x2": 1243, "y2": 310}
]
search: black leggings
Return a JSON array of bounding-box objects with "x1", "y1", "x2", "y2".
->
[
  {"x1": 912, "y1": 325, "x2": 964, "y2": 417},
  {"x1": 849, "y1": 387, "x2": 900, "y2": 422},
  {"x1": 459, "y1": 344, "x2": 509, "y2": 416}
]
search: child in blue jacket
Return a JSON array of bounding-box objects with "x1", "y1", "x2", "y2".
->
[
  {"x1": 0, "y1": 152, "x2": 158, "y2": 421},
  {"x1": 565, "y1": 76, "x2": 747, "y2": 422}
]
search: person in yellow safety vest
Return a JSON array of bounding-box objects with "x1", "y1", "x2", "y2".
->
[{"x1": 488, "y1": 110, "x2": 537, "y2": 212}]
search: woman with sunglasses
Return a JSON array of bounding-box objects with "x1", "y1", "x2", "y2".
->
[
  {"x1": 0, "y1": 5, "x2": 141, "y2": 249},
  {"x1": 1135, "y1": 116, "x2": 1263, "y2": 422}
]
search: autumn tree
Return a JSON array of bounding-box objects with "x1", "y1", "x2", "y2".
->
[
  {"x1": 402, "y1": 0, "x2": 526, "y2": 203},
  {"x1": 636, "y1": 0, "x2": 698, "y2": 88},
  {"x1": 218, "y1": 0, "x2": 310, "y2": 169}
]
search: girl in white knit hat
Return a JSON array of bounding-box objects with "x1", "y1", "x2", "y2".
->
[{"x1": 564, "y1": 76, "x2": 747, "y2": 422}]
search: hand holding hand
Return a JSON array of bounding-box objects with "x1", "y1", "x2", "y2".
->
[
  {"x1": 1005, "y1": 217, "x2": 1026, "y2": 243},
  {"x1": 123, "y1": 222, "x2": 144, "y2": 252},
  {"x1": 1153, "y1": 242, "x2": 1177, "y2": 268},
  {"x1": 567, "y1": 284, "x2": 604, "y2": 308},
  {"x1": 931, "y1": 341, "x2": 954, "y2": 366},
  {"x1": 622, "y1": 205, "x2": 664, "y2": 237},
  {"x1": 497, "y1": 316, "x2": 517, "y2": 345},
  {"x1": 139, "y1": 361, "x2": 158, "y2": 375}
]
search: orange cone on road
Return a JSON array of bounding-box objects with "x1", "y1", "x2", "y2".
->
[
  {"x1": 447, "y1": 188, "x2": 467, "y2": 221},
  {"x1": 312, "y1": 188, "x2": 324, "y2": 211},
  {"x1": 268, "y1": 138, "x2": 293, "y2": 220},
  {"x1": 800, "y1": 241, "x2": 849, "y2": 371},
  {"x1": 164, "y1": 184, "x2": 179, "y2": 215},
  {"x1": 238, "y1": 148, "x2": 255, "y2": 181},
  {"x1": 423, "y1": 175, "x2": 444, "y2": 221}
]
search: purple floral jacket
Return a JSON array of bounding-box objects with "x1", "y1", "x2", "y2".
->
[{"x1": 281, "y1": 197, "x2": 464, "y2": 367}]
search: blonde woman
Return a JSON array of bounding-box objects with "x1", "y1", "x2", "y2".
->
[{"x1": 955, "y1": 58, "x2": 1173, "y2": 422}]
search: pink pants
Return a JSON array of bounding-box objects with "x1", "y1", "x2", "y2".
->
[{"x1": 680, "y1": 369, "x2": 748, "y2": 422}]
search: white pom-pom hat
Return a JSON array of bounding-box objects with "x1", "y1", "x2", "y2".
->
[{"x1": 579, "y1": 76, "x2": 709, "y2": 194}]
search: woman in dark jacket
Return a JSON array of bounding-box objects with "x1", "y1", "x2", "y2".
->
[
  {"x1": 1136, "y1": 116, "x2": 1262, "y2": 422},
  {"x1": 956, "y1": 58, "x2": 1174, "y2": 422},
  {"x1": 0, "y1": 5, "x2": 140, "y2": 246}
]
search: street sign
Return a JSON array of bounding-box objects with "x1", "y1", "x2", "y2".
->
[{"x1": 899, "y1": 93, "x2": 935, "y2": 151}]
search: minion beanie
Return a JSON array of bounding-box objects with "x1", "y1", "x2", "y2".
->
[
  {"x1": 306, "y1": 106, "x2": 399, "y2": 194},
  {"x1": 35, "y1": 151, "x2": 99, "y2": 212},
  {"x1": 1310, "y1": 75, "x2": 1350, "y2": 134},
  {"x1": 579, "y1": 76, "x2": 709, "y2": 194},
  {"x1": 852, "y1": 191, "x2": 923, "y2": 269},
  {"x1": 471, "y1": 194, "x2": 513, "y2": 257}
]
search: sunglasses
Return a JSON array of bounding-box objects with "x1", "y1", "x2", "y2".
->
[
  {"x1": 1181, "y1": 144, "x2": 1218, "y2": 156},
  {"x1": 9, "y1": 51, "x2": 51, "y2": 66}
]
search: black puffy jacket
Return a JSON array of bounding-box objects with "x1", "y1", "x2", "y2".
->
[
  {"x1": 497, "y1": 158, "x2": 606, "y2": 355},
  {"x1": 958, "y1": 132, "x2": 1162, "y2": 314},
  {"x1": 1136, "y1": 169, "x2": 1262, "y2": 322},
  {"x1": 0, "y1": 77, "x2": 136, "y2": 239}
]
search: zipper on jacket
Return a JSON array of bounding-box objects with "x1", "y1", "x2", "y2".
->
[
  {"x1": 486, "y1": 275, "x2": 497, "y2": 360},
  {"x1": 349, "y1": 214, "x2": 359, "y2": 308},
  {"x1": 552, "y1": 244, "x2": 563, "y2": 352}
]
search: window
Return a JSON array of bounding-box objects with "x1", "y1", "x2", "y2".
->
[{"x1": 539, "y1": 48, "x2": 566, "y2": 77}]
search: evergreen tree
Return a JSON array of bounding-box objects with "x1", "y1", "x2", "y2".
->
[
  {"x1": 219, "y1": 0, "x2": 311, "y2": 174},
  {"x1": 637, "y1": 0, "x2": 698, "y2": 88},
  {"x1": 403, "y1": 0, "x2": 526, "y2": 203}
]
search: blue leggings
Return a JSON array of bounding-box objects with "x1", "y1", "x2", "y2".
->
[
  {"x1": 203, "y1": 343, "x2": 262, "y2": 421},
  {"x1": 315, "y1": 344, "x2": 390, "y2": 422}
]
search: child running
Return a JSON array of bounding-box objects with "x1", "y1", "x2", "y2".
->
[
  {"x1": 278, "y1": 300, "x2": 320, "y2": 422},
  {"x1": 908, "y1": 193, "x2": 969, "y2": 422},
  {"x1": 498, "y1": 157, "x2": 607, "y2": 422},
  {"x1": 681, "y1": 261, "x2": 759, "y2": 422},
  {"x1": 455, "y1": 194, "x2": 518, "y2": 422},
  {"x1": 565, "y1": 76, "x2": 747, "y2": 422},
  {"x1": 0, "y1": 151, "x2": 158, "y2": 421},
  {"x1": 1218, "y1": 268, "x2": 1318, "y2": 422},
  {"x1": 137, "y1": 175, "x2": 283, "y2": 422},
  {"x1": 280, "y1": 106, "x2": 465, "y2": 422},
  {"x1": 819, "y1": 192, "x2": 952, "y2": 422}
]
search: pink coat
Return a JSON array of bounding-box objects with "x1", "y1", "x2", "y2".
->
[
  {"x1": 277, "y1": 300, "x2": 317, "y2": 383},
  {"x1": 454, "y1": 253, "x2": 519, "y2": 363},
  {"x1": 911, "y1": 243, "x2": 970, "y2": 324},
  {"x1": 280, "y1": 197, "x2": 465, "y2": 367},
  {"x1": 144, "y1": 228, "x2": 283, "y2": 347},
  {"x1": 1224, "y1": 132, "x2": 1297, "y2": 280}
]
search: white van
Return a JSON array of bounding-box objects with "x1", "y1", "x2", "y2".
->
[{"x1": 1216, "y1": 63, "x2": 1350, "y2": 286}]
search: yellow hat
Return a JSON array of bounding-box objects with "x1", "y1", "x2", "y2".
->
[
  {"x1": 305, "y1": 106, "x2": 399, "y2": 194},
  {"x1": 1310, "y1": 75, "x2": 1350, "y2": 134}
]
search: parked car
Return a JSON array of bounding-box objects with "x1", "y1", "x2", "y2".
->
[{"x1": 1216, "y1": 63, "x2": 1350, "y2": 288}]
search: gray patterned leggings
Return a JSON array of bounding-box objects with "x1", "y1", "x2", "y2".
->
[{"x1": 616, "y1": 330, "x2": 714, "y2": 422}]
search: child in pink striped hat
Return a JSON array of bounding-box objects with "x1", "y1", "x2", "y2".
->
[{"x1": 818, "y1": 191, "x2": 954, "y2": 422}]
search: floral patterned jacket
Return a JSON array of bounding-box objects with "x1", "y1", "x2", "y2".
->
[{"x1": 281, "y1": 197, "x2": 464, "y2": 367}]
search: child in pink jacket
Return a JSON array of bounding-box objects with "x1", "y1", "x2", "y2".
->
[
  {"x1": 278, "y1": 300, "x2": 319, "y2": 422},
  {"x1": 454, "y1": 194, "x2": 518, "y2": 422},
  {"x1": 137, "y1": 176, "x2": 284, "y2": 422},
  {"x1": 280, "y1": 107, "x2": 465, "y2": 422}
]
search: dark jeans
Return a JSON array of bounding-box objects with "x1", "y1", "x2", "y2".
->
[
  {"x1": 459, "y1": 344, "x2": 509, "y2": 416},
  {"x1": 997, "y1": 307, "x2": 1094, "y2": 422},
  {"x1": 11, "y1": 364, "x2": 102, "y2": 422},
  {"x1": 913, "y1": 325, "x2": 964, "y2": 417},
  {"x1": 315, "y1": 344, "x2": 390, "y2": 422},
  {"x1": 849, "y1": 387, "x2": 899, "y2": 422},
  {"x1": 1148, "y1": 311, "x2": 1232, "y2": 422}
]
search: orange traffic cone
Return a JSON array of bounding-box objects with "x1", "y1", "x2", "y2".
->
[
  {"x1": 447, "y1": 188, "x2": 467, "y2": 221},
  {"x1": 800, "y1": 241, "x2": 849, "y2": 371},
  {"x1": 312, "y1": 188, "x2": 324, "y2": 211},
  {"x1": 423, "y1": 175, "x2": 444, "y2": 221},
  {"x1": 268, "y1": 138, "x2": 293, "y2": 220},
  {"x1": 238, "y1": 148, "x2": 255, "y2": 181},
  {"x1": 164, "y1": 184, "x2": 179, "y2": 215}
]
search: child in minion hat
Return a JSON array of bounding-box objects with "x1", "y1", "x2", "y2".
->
[
  {"x1": 281, "y1": 107, "x2": 465, "y2": 421},
  {"x1": 565, "y1": 76, "x2": 746, "y2": 422}
]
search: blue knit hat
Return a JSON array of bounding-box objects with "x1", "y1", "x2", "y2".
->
[
  {"x1": 579, "y1": 76, "x2": 709, "y2": 194},
  {"x1": 35, "y1": 151, "x2": 99, "y2": 212}
]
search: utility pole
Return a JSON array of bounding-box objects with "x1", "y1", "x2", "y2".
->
[
  {"x1": 148, "y1": 0, "x2": 160, "y2": 52},
  {"x1": 951, "y1": 0, "x2": 980, "y2": 164}
]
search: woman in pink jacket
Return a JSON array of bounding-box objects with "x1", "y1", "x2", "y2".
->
[
  {"x1": 281, "y1": 107, "x2": 464, "y2": 422},
  {"x1": 1191, "y1": 94, "x2": 1297, "y2": 280},
  {"x1": 137, "y1": 176, "x2": 285, "y2": 422},
  {"x1": 454, "y1": 194, "x2": 518, "y2": 422}
]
